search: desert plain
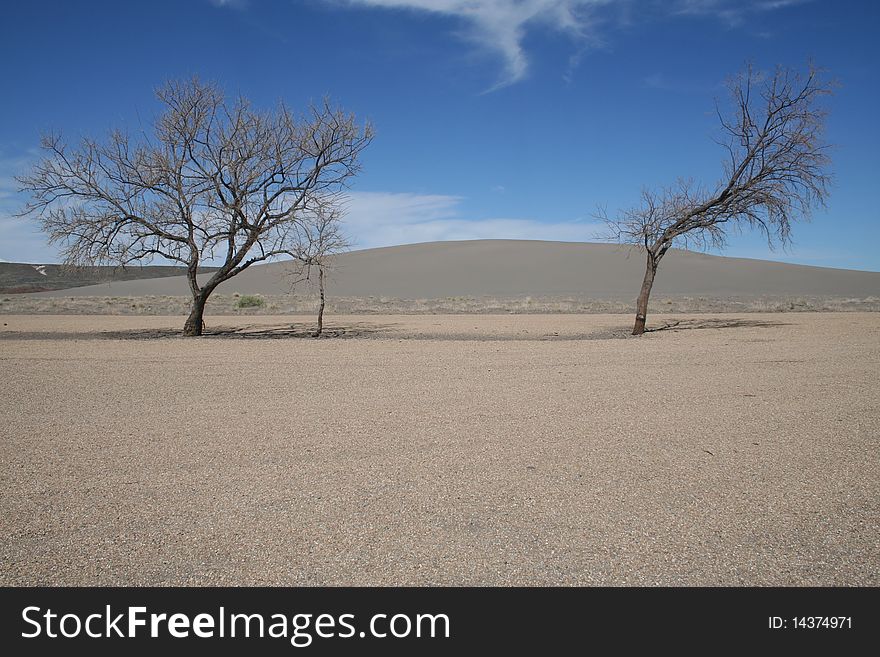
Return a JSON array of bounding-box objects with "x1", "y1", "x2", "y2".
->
[{"x1": 1, "y1": 311, "x2": 877, "y2": 586}]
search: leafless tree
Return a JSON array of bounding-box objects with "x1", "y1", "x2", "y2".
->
[
  {"x1": 288, "y1": 205, "x2": 349, "y2": 337},
  {"x1": 603, "y1": 64, "x2": 832, "y2": 335},
  {"x1": 17, "y1": 78, "x2": 373, "y2": 335}
]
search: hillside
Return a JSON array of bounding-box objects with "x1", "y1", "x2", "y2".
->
[
  {"x1": 0, "y1": 263, "x2": 218, "y2": 294},
  {"x1": 27, "y1": 240, "x2": 880, "y2": 300}
]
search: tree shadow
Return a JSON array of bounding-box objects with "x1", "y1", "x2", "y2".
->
[
  {"x1": 0, "y1": 317, "x2": 793, "y2": 343},
  {"x1": 646, "y1": 318, "x2": 791, "y2": 333},
  {"x1": 2, "y1": 322, "x2": 395, "y2": 341},
  {"x1": 107, "y1": 322, "x2": 397, "y2": 340}
]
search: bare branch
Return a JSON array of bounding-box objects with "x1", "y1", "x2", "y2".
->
[
  {"x1": 17, "y1": 78, "x2": 373, "y2": 335},
  {"x1": 604, "y1": 63, "x2": 833, "y2": 334}
]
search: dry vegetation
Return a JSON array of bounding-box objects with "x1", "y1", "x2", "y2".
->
[{"x1": 1, "y1": 293, "x2": 878, "y2": 316}]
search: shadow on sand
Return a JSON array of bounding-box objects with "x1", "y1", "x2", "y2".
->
[
  {"x1": 2, "y1": 322, "x2": 395, "y2": 341},
  {"x1": 646, "y1": 318, "x2": 791, "y2": 333},
  {"x1": 111, "y1": 322, "x2": 396, "y2": 340},
  {"x1": 1, "y1": 317, "x2": 792, "y2": 342}
]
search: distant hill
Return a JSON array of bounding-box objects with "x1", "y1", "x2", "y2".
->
[
  {"x1": 27, "y1": 240, "x2": 880, "y2": 300},
  {"x1": 0, "y1": 263, "x2": 218, "y2": 294}
]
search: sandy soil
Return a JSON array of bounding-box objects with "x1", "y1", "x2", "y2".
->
[{"x1": 1, "y1": 313, "x2": 878, "y2": 585}]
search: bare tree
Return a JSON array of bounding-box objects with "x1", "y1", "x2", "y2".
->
[
  {"x1": 288, "y1": 205, "x2": 348, "y2": 337},
  {"x1": 604, "y1": 64, "x2": 832, "y2": 335},
  {"x1": 17, "y1": 78, "x2": 373, "y2": 335}
]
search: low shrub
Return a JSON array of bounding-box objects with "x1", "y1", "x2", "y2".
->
[{"x1": 236, "y1": 295, "x2": 265, "y2": 309}]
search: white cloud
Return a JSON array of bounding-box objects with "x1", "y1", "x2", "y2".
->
[
  {"x1": 342, "y1": 191, "x2": 597, "y2": 248},
  {"x1": 337, "y1": 1, "x2": 813, "y2": 88},
  {"x1": 342, "y1": 1, "x2": 608, "y2": 89},
  {"x1": 0, "y1": 215, "x2": 56, "y2": 264},
  {"x1": 0, "y1": 181, "x2": 599, "y2": 263},
  {"x1": 0, "y1": 150, "x2": 58, "y2": 263},
  {"x1": 672, "y1": 0, "x2": 813, "y2": 25},
  {"x1": 642, "y1": 72, "x2": 668, "y2": 89},
  {"x1": 208, "y1": 0, "x2": 248, "y2": 9}
]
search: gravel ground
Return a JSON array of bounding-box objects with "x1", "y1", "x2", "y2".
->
[{"x1": 1, "y1": 313, "x2": 878, "y2": 586}]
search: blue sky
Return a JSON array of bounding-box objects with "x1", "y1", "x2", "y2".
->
[{"x1": 1, "y1": 0, "x2": 878, "y2": 270}]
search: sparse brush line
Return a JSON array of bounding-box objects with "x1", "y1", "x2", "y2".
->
[{"x1": 1, "y1": 294, "x2": 878, "y2": 316}]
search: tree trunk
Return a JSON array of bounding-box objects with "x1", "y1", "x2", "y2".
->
[
  {"x1": 632, "y1": 255, "x2": 657, "y2": 336},
  {"x1": 183, "y1": 261, "x2": 205, "y2": 337},
  {"x1": 314, "y1": 266, "x2": 325, "y2": 337},
  {"x1": 184, "y1": 292, "x2": 208, "y2": 336}
]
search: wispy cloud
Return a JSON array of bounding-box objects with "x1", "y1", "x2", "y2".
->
[
  {"x1": 342, "y1": 191, "x2": 597, "y2": 248},
  {"x1": 0, "y1": 216, "x2": 54, "y2": 264},
  {"x1": 672, "y1": 0, "x2": 813, "y2": 26},
  {"x1": 0, "y1": 149, "x2": 53, "y2": 263},
  {"x1": 335, "y1": 0, "x2": 813, "y2": 89},
  {"x1": 208, "y1": 0, "x2": 248, "y2": 9},
  {"x1": 0, "y1": 183, "x2": 601, "y2": 263},
  {"x1": 341, "y1": 1, "x2": 608, "y2": 90},
  {"x1": 642, "y1": 72, "x2": 669, "y2": 89}
]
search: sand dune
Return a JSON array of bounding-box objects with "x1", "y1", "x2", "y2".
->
[{"x1": 34, "y1": 240, "x2": 880, "y2": 299}]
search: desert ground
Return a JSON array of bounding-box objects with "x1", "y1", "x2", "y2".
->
[{"x1": 1, "y1": 312, "x2": 877, "y2": 585}]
